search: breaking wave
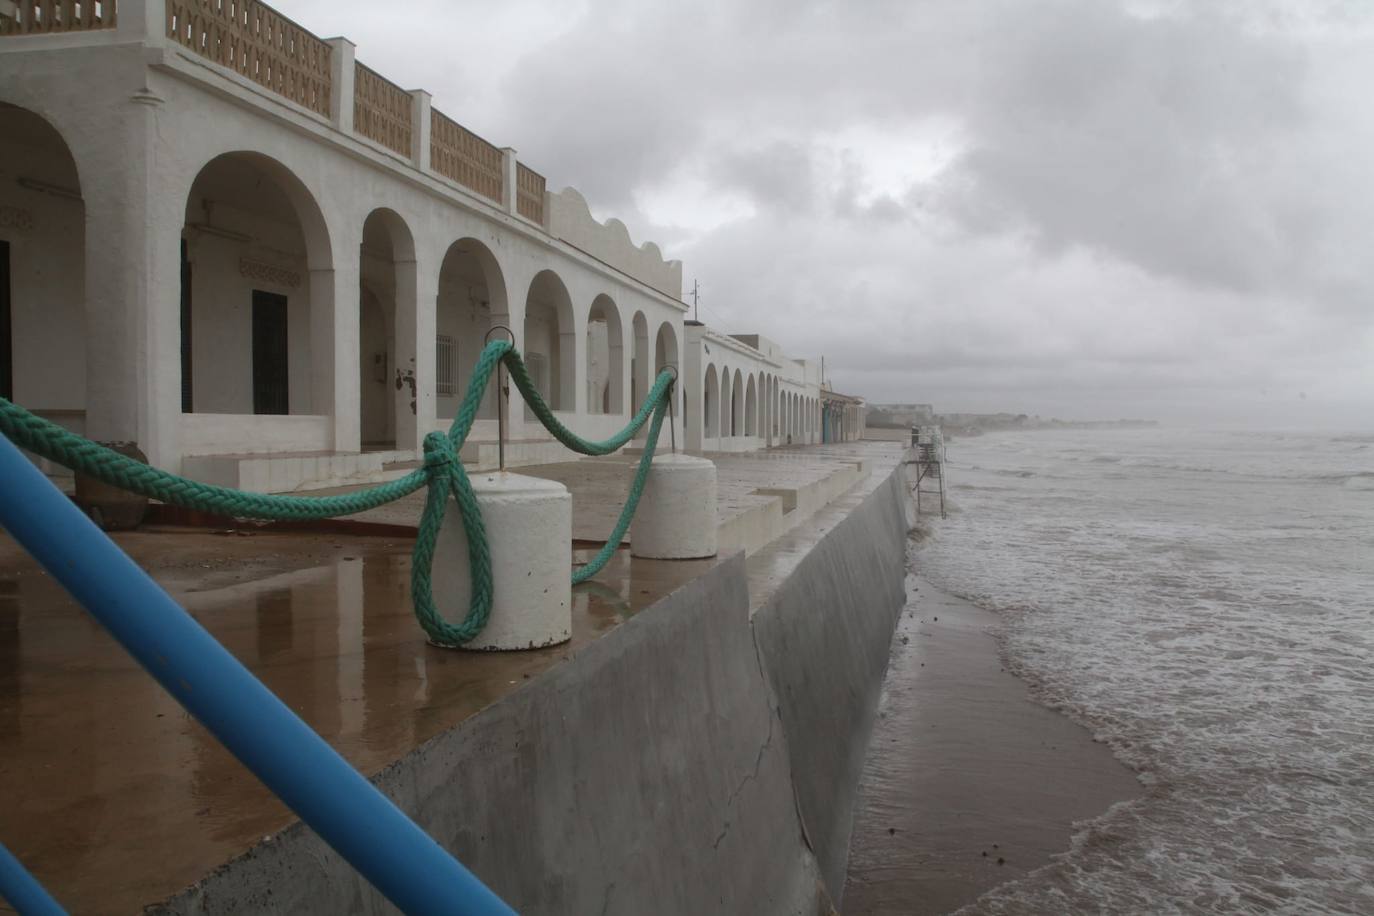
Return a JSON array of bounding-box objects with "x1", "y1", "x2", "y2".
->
[{"x1": 919, "y1": 427, "x2": 1374, "y2": 914}]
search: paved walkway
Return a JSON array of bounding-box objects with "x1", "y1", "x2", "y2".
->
[
  {"x1": 0, "y1": 440, "x2": 904, "y2": 913},
  {"x1": 306, "y1": 444, "x2": 881, "y2": 542}
]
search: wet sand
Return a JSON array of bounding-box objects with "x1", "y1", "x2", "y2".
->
[{"x1": 843, "y1": 575, "x2": 1140, "y2": 915}]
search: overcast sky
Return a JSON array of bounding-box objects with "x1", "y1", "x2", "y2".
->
[{"x1": 292, "y1": 0, "x2": 1372, "y2": 427}]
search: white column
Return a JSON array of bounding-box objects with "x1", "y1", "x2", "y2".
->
[
  {"x1": 504, "y1": 286, "x2": 527, "y2": 442},
  {"x1": 393, "y1": 257, "x2": 421, "y2": 451},
  {"x1": 313, "y1": 260, "x2": 360, "y2": 453},
  {"x1": 83, "y1": 81, "x2": 181, "y2": 470},
  {"x1": 562, "y1": 325, "x2": 580, "y2": 416},
  {"x1": 412, "y1": 263, "x2": 438, "y2": 447}
]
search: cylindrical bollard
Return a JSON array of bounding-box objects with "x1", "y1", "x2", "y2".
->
[
  {"x1": 630, "y1": 453, "x2": 718, "y2": 559},
  {"x1": 432, "y1": 472, "x2": 572, "y2": 650}
]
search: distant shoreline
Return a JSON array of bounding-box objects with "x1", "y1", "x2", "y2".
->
[{"x1": 867, "y1": 419, "x2": 1159, "y2": 438}]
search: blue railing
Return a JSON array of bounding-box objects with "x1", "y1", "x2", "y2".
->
[{"x1": 0, "y1": 434, "x2": 515, "y2": 916}]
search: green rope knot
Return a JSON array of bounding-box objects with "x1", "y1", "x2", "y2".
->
[
  {"x1": 422, "y1": 431, "x2": 456, "y2": 469},
  {"x1": 0, "y1": 339, "x2": 678, "y2": 647}
]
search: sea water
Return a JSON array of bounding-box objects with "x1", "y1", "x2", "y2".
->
[{"x1": 915, "y1": 427, "x2": 1374, "y2": 914}]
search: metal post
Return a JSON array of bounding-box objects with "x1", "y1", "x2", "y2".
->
[{"x1": 0, "y1": 434, "x2": 515, "y2": 916}]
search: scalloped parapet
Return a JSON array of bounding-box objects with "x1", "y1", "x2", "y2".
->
[{"x1": 547, "y1": 187, "x2": 683, "y2": 299}]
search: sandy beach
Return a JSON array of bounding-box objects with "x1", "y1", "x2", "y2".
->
[{"x1": 843, "y1": 572, "x2": 1140, "y2": 914}]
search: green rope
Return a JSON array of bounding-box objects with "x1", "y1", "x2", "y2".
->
[{"x1": 0, "y1": 340, "x2": 676, "y2": 647}]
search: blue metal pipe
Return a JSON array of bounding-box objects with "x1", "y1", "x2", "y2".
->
[
  {"x1": 0, "y1": 840, "x2": 66, "y2": 915},
  {"x1": 0, "y1": 436, "x2": 514, "y2": 916}
]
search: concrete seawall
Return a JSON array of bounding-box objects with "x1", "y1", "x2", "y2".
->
[
  {"x1": 156, "y1": 455, "x2": 913, "y2": 915},
  {"x1": 750, "y1": 462, "x2": 913, "y2": 902}
]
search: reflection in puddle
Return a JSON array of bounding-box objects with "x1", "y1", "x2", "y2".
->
[{"x1": 575, "y1": 579, "x2": 633, "y2": 629}]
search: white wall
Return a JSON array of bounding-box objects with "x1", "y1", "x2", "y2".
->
[
  {"x1": 358, "y1": 284, "x2": 393, "y2": 444},
  {"x1": 0, "y1": 29, "x2": 691, "y2": 470},
  {"x1": 186, "y1": 228, "x2": 314, "y2": 416},
  {"x1": 435, "y1": 273, "x2": 497, "y2": 422},
  {"x1": 585, "y1": 319, "x2": 610, "y2": 413},
  {"x1": 0, "y1": 106, "x2": 86, "y2": 412}
]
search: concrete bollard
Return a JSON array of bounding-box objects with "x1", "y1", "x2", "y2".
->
[
  {"x1": 630, "y1": 453, "x2": 718, "y2": 559},
  {"x1": 432, "y1": 472, "x2": 572, "y2": 650}
]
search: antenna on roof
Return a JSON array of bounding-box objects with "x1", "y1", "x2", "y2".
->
[{"x1": 689, "y1": 279, "x2": 700, "y2": 323}]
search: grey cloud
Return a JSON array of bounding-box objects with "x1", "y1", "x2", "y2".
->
[
  {"x1": 712, "y1": 141, "x2": 817, "y2": 214},
  {"x1": 936, "y1": 1, "x2": 1316, "y2": 297},
  {"x1": 282, "y1": 0, "x2": 1374, "y2": 425}
]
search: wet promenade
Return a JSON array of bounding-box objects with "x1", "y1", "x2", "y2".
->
[{"x1": 0, "y1": 442, "x2": 895, "y2": 913}]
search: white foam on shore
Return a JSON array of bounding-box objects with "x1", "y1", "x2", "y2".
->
[{"x1": 920, "y1": 428, "x2": 1374, "y2": 914}]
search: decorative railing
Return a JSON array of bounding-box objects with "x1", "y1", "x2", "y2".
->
[
  {"x1": 2, "y1": 0, "x2": 556, "y2": 231},
  {"x1": 517, "y1": 163, "x2": 546, "y2": 224},
  {"x1": 166, "y1": 0, "x2": 331, "y2": 118},
  {"x1": 430, "y1": 108, "x2": 504, "y2": 204},
  {"x1": 353, "y1": 61, "x2": 411, "y2": 157},
  {"x1": 0, "y1": 0, "x2": 117, "y2": 34}
]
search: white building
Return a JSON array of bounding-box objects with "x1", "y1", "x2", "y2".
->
[
  {"x1": 0, "y1": 0, "x2": 861, "y2": 493},
  {"x1": 681, "y1": 327, "x2": 830, "y2": 453}
]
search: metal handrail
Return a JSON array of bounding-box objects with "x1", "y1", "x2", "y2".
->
[{"x1": 0, "y1": 434, "x2": 515, "y2": 916}]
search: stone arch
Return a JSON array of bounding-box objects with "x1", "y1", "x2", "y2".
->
[
  {"x1": 745, "y1": 375, "x2": 758, "y2": 436},
  {"x1": 731, "y1": 368, "x2": 744, "y2": 437},
  {"x1": 523, "y1": 269, "x2": 576, "y2": 413},
  {"x1": 437, "y1": 237, "x2": 508, "y2": 421},
  {"x1": 719, "y1": 367, "x2": 731, "y2": 438},
  {"x1": 703, "y1": 363, "x2": 719, "y2": 440},
  {"x1": 654, "y1": 321, "x2": 680, "y2": 420},
  {"x1": 761, "y1": 374, "x2": 772, "y2": 443},
  {"x1": 771, "y1": 377, "x2": 779, "y2": 440},
  {"x1": 654, "y1": 321, "x2": 678, "y2": 378},
  {"x1": 631, "y1": 310, "x2": 649, "y2": 413},
  {"x1": 586, "y1": 294, "x2": 623, "y2": 415},
  {"x1": 0, "y1": 103, "x2": 85, "y2": 414},
  {"x1": 181, "y1": 150, "x2": 332, "y2": 416},
  {"x1": 358, "y1": 208, "x2": 416, "y2": 449}
]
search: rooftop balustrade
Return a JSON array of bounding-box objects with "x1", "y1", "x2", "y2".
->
[
  {"x1": 431, "y1": 108, "x2": 504, "y2": 204},
  {"x1": 1, "y1": 0, "x2": 549, "y2": 226},
  {"x1": 517, "y1": 162, "x2": 546, "y2": 225},
  {"x1": 166, "y1": 0, "x2": 331, "y2": 117},
  {"x1": 353, "y1": 59, "x2": 411, "y2": 157}
]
